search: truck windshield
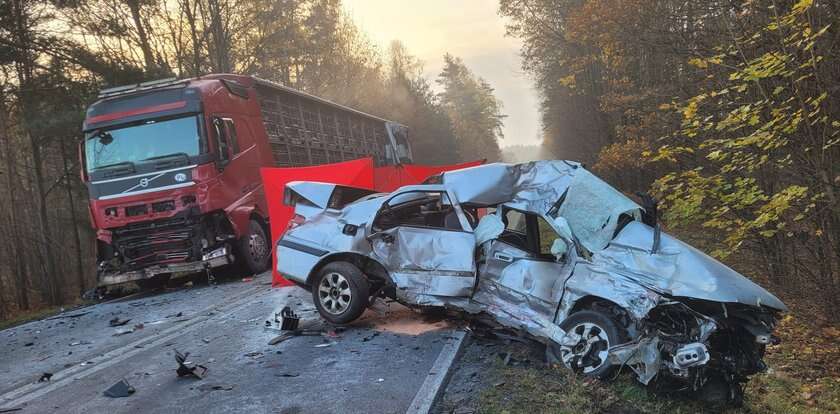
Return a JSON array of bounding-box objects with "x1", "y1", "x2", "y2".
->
[{"x1": 85, "y1": 115, "x2": 202, "y2": 172}]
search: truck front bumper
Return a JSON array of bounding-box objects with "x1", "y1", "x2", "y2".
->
[{"x1": 97, "y1": 246, "x2": 232, "y2": 287}]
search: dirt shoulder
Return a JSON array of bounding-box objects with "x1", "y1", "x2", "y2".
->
[{"x1": 433, "y1": 331, "x2": 839, "y2": 414}]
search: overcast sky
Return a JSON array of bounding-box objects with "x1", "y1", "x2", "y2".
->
[{"x1": 342, "y1": 0, "x2": 542, "y2": 148}]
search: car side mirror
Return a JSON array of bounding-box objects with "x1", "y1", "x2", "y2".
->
[
  {"x1": 550, "y1": 238, "x2": 569, "y2": 260},
  {"x1": 552, "y1": 216, "x2": 574, "y2": 240}
]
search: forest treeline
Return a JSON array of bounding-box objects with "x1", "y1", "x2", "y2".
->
[
  {"x1": 0, "y1": 0, "x2": 505, "y2": 318},
  {"x1": 501, "y1": 0, "x2": 840, "y2": 320}
]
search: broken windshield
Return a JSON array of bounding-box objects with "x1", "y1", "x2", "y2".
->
[
  {"x1": 85, "y1": 115, "x2": 204, "y2": 173},
  {"x1": 551, "y1": 168, "x2": 642, "y2": 252}
]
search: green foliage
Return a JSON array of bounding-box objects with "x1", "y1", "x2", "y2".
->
[
  {"x1": 502, "y1": 0, "x2": 840, "y2": 316},
  {"x1": 437, "y1": 54, "x2": 505, "y2": 162},
  {"x1": 653, "y1": 0, "x2": 838, "y2": 258}
]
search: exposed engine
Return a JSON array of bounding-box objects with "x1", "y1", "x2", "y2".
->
[{"x1": 612, "y1": 299, "x2": 779, "y2": 405}]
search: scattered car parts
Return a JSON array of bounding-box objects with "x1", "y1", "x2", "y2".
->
[
  {"x1": 103, "y1": 379, "x2": 135, "y2": 398},
  {"x1": 174, "y1": 350, "x2": 207, "y2": 379}
]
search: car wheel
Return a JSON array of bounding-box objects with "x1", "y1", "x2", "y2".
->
[
  {"x1": 238, "y1": 219, "x2": 270, "y2": 274},
  {"x1": 548, "y1": 310, "x2": 623, "y2": 378},
  {"x1": 312, "y1": 262, "x2": 369, "y2": 324}
]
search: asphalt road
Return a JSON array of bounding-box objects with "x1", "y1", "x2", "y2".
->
[{"x1": 0, "y1": 273, "x2": 458, "y2": 413}]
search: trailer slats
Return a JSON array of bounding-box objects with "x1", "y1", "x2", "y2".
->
[{"x1": 257, "y1": 83, "x2": 394, "y2": 167}]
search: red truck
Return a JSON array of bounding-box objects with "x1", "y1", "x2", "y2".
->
[{"x1": 82, "y1": 74, "x2": 413, "y2": 290}]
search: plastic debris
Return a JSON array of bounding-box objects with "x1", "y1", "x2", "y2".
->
[
  {"x1": 108, "y1": 317, "x2": 131, "y2": 327},
  {"x1": 197, "y1": 384, "x2": 234, "y2": 392},
  {"x1": 175, "y1": 350, "x2": 208, "y2": 379},
  {"x1": 38, "y1": 372, "x2": 52, "y2": 382},
  {"x1": 103, "y1": 379, "x2": 135, "y2": 398},
  {"x1": 279, "y1": 306, "x2": 300, "y2": 331}
]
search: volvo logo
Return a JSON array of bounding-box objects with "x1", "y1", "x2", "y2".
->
[
  {"x1": 138, "y1": 178, "x2": 150, "y2": 188},
  {"x1": 174, "y1": 173, "x2": 187, "y2": 182}
]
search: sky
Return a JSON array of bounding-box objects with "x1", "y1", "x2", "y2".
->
[{"x1": 342, "y1": 0, "x2": 542, "y2": 148}]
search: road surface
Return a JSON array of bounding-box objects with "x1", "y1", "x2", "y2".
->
[{"x1": 0, "y1": 273, "x2": 458, "y2": 413}]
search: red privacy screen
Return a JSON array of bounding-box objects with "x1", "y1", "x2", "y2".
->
[{"x1": 261, "y1": 158, "x2": 484, "y2": 285}]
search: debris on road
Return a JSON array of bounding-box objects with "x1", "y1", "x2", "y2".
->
[
  {"x1": 69, "y1": 340, "x2": 91, "y2": 346},
  {"x1": 166, "y1": 312, "x2": 183, "y2": 319},
  {"x1": 108, "y1": 317, "x2": 131, "y2": 327},
  {"x1": 244, "y1": 351, "x2": 264, "y2": 359},
  {"x1": 175, "y1": 350, "x2": 208, "y2": 380},
  {"x1": 267, "y1": 329, "x2": 323, "y2": 345},
  {"x1": 278, "y1": 306, "x2": 300, "y2": 330},
  {"x1": 274, "y1": 373, "x2": 300, "y2": 378},
  {"x1": 46, "y1": 311, "x2": 91, "y2": 321},
  {"x1": 112, "y1": 328, "x2": 134, "y2": 336},
  {"x1": 38, "y1": 372, "x2": 52, "y2": 382},
  {"x1": 197, "y1": 384, "x2": 234, "y2": 392},
  {"x1": 103, "y1": 379, "x2": 135, "y2": 398}
]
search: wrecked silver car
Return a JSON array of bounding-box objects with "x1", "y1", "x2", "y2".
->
[{"x1": 276, "y1": 161, "x2": 785, "y2": 403}]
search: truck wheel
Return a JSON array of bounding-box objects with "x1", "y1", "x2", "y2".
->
[
  {"x1": 239, "y1": 219, "x2": 270, "y2": 274},
  {"x1": 548, "y1": 310, "x2": 623, "y2": 379},
  {"x1": 312, "y1": 262, "x2": 369, "y2": 324}
]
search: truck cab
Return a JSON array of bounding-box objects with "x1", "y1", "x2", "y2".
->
[{"x1": 83, "y1": 74, "x2": 410, "y2": 288}]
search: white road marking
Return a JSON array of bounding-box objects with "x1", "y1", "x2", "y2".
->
[{"x1": 0, "y1": 284, "x2": 267, "y2": 407}]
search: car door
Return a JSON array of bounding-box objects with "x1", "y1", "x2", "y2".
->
[
  {"x1": 476, "y1": 207, "x2": 573, "y2": 317},
  {"x1": 368, "y1": 186, "x2": 476, "y2": 301}
]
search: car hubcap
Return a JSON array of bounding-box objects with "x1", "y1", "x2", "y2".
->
[
  {"x1": 559, "y1": 322, "x2": 610, "y2": 374},
  {"x1": 318, "y1": 272, "x2": 352, "y2": 315},
  {"x1": 249, "y1": 232, "x2": 267, "y2": 261}
]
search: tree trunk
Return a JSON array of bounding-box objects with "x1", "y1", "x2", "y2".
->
[
  {"x1": 0, "y1": 90, "x2": 30, "y2": 310},
  {"x1": 61, "y1": 139, "x2": 86, "y2": 296},
  {"x1": 125, "y1": 0, "x2": 156, "y2": 71}
]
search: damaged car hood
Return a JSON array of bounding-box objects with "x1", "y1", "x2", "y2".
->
[{"x1": 599, "y1": 221, "x2": 787, "y2": 311}]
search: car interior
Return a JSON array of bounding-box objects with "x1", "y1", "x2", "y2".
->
[
  {"x1": 372, "y1": 191, "x2": 478, "y2": 232},
  {"x1": 496, "y1": 207, "x2": 557, "y2": 260}
]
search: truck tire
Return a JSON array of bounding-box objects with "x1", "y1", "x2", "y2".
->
[
  {"x1": 547, "y1": 310, "x2": 623, "y2": 379},
  {"x1": 239, "y1": 219, "x2": 270, "y2": 275},
  {"x1": 312, "y1": 262, "x2": 369, "y2": 324}
]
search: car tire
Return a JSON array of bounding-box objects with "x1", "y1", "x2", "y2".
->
[
  {"x1": 311, "y1": 262, "x2": 369, "y2": 324},
  {"x1": 548, "y1": 310, "x2": 623, "y2": 379},
  {"x1": 238, "y1": 219, "x2": 270, "y2": 275}
]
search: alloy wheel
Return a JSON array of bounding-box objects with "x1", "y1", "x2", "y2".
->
[
  {"x1": 559, "y1": 322, "x2": 611, "y2": 374},
  {"x1": 318, "y1": 272, "x2": 352, "y2": 315}
]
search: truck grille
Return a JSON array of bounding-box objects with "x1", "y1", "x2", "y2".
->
[{"x1": 113, "y1": 216, "x2": 200, "y2": 270}]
